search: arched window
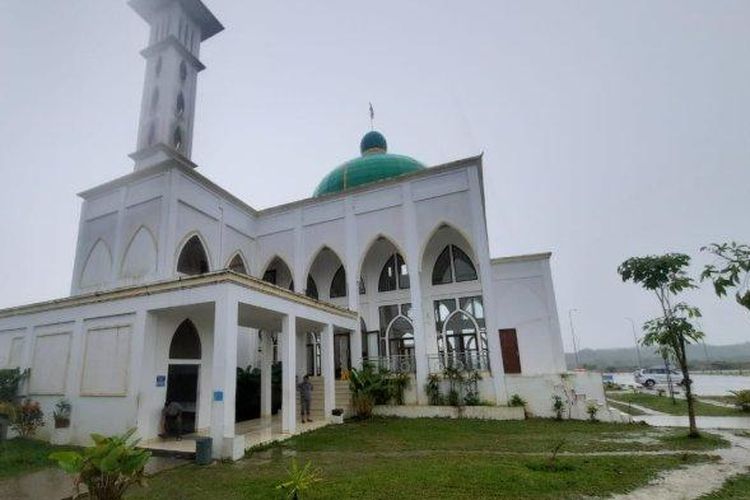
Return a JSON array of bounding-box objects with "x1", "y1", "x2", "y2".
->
[
  {"x1": 306, "y1": 332, "x2": 320, "y2": 376},
  {"x1": 306, "y1": 275, "x2": 319, "y2": 300},
  {"x1": 179, "y1": 60, "x2": 188, "y2": 82},
  {"x1": 330, "y1": 265, "x2": 347, "y2": 298},
  {"x1": 432, "y1": 245, "x2": 478, "y2": 285},
  {"x1": 177, "y1": 235, "x2": 209, "y2": 275},
  {"x1": 227, "y1": 254, "x2": 247, "y2": 274},
  {"x1": 262, "y1": 257, "x2": 294, "y2": 291},
  {"x1": 378, "y1": 253, "x2": 409, "y2": 292},
  {"x1": 176, "y1": 92, "x2": 185, "y2": 117},
  {"x1": 169, "y1": 319, "x2": 201, "y2": 359},
  {"x1": 173, "y1": 126, "x2": 183, "y2": 150}
]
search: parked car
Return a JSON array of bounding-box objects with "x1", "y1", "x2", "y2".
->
[{"x1": 634, "y1": 367, "x2": 684, "y2": 388}]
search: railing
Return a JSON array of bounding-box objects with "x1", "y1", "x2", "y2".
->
[
  {"x1": 362, "y1": 354, "x2": 417, "y2": 373},
  {"x1": 427, "y1": 350, "x2": 490, "y2": 373}
]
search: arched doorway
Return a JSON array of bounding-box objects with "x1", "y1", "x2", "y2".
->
[{"x1": 166, "y1": 319, "x2": 202, "y2": 433}]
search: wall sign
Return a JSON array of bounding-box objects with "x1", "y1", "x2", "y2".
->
[
  {"x1": 213, "y1": 390, "x2": 223, "y2": 402},
  {"x1": 156, "y1": 375, "x2": 166, "y2": 387}
]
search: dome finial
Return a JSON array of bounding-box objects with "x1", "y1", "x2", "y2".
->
[
  {"x1": 360, "y1": 130, "x2": 387, "y2": 155},
  {"x1": 369, "y1": 102, "x2": 375, "y2": 131}
]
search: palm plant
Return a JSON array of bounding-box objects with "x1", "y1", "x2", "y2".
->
[
  {"x1": 275, "y1": 458, "x2": 322, "y2": 499},
  {"x1": 348, "y1": 365, "x2": 389, "y2": 418}
]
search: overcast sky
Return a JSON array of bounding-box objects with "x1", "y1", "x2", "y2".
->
[{"x1": 0, "y1": 1, "x2": 748, "y2": 350}]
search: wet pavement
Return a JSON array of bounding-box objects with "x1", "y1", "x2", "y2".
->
[
  {"x1": 634, "y1": 415, "x2": 750, "y2": 430},
  {"x1": 0, "y1": 455, "x2": 188, "y2": 500}
]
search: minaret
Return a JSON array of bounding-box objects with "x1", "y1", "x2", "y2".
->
[{"x1": 128, "y1": 0, "x2": 223, "y2": 171}]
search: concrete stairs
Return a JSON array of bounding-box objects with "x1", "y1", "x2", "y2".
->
[{"x1": 307, "y1": 377, "x2": 352, "y2": 419}]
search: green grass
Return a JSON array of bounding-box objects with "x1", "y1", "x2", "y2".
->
[
  {"x1": 129, "y1": 452, "x2": 713, "y2": 500},
  {"x1": 610, "y1": 393, "x2": 744, "y2": 417},
  {"x1": 278, "y1": 417, "x2": 728, "y2": 453},
  {"x1": 127, "y1": 418, "x2": 726, "y2": 499},
  {"x1": 0, "y1": 438, "x2": 78, "y2": 479},
  {"x1": 608, "y1": 399, "x2": 648, "y2": 416},
  {"x1": 700, "y1": 471, "x2": 750, "y2": 499}
]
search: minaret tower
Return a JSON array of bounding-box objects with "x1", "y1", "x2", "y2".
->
[{"x1": 128, "y1": 0, "x2": 223, "y2": 171}]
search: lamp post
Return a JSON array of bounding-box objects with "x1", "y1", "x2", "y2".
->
[
  {"x1": 568, "y1": 309, "x2": 580, "y2": 369},
  {"x1": 625, "y1": 317, "x2": 642, "y2": 369}
]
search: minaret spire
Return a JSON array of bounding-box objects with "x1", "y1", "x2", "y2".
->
[{"x1": 128, "y1": 0, "x2": 223, "y2": 171}]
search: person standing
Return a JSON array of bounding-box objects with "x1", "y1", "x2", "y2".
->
[{"x1": 297, "y1": 375, "x2": 313, "y2": 423}]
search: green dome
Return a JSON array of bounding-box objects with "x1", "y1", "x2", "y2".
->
[{"x1": 314, "y1": 131, "x2": 425, "y2": 197}]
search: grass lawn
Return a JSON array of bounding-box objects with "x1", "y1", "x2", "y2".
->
[
  {"x1": 700, "y1": 471, "x2": 750, "y2": 499},
  {"x1": 610, "y1": 393, "x2": 744, "y2": 417},
  {"x1": 0, "y1": 438, "x2": 78, "y2": 480},
  {"x1": 128, "y1": 418, "x2": 726, "y2": 500}
]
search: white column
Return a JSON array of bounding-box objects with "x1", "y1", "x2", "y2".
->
[
  {"x1": 402, "y1": 184, "x2": 428, "y2": 404},
  {"x1": 320, "y1": 324, "x2": 335, "y2": 420},
  {"x1": 467, "y1": 165, "x2": 508, "y2": 404},
  {"x1": 280, "y1": 314, "x2": 297, "y2": 434},
  {"x1": 135, "y1": 311, "x2": 159, "y2": 439},
  {"x1": 260, "y1": 332, "x2": 273, "y2": 417},
  {"x1": 210, "y1": 288, "x2": 239, "y2": 458},
  {"x1": 345, "y1": 198, "x2": 363, "y2": 368}
]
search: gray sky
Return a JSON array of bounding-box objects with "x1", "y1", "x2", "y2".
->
[{"x1": 1, "y1": 1, "x2": 748, "y2": 350}]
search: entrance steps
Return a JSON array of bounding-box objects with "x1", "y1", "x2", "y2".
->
[{"x1": 307, "y1": 377, "x2": 352, "y2": 418}]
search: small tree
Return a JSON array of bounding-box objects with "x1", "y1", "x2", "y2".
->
[
  {"x1": 618, "y1": 253, "x2": 704, "y2": 437},
  {"x1": 701, "y1": 242, "x2": 750, "y2": 312}
]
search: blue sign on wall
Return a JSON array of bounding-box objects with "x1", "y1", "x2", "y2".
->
[
  {"x1": 213, "y1": 390, "x2": 223, "y2": 402},
  {"x1": 156, "y1": 375, "x2": 166, "y2": 387}
]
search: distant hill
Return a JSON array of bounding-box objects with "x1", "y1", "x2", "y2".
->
[{"x1": 565, "y1": 342, "x2": 750, "y2": 372}]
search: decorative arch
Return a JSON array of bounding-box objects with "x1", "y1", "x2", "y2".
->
[
  {"x1": 357, "y1": 233, "x2": 409, "y2": 280},
  {"x1": 169, "y1": 319, "x2": 201, "y2": 360},
  {"x1": 419, "y1": 221, "x2": 478, "y2": 275},
  {"x1": 120, "y1": 225, "x2": 158, "y2": 279},
  {"x1": 383, "y1": 315, "x2": 415, "y2": 358},
  {"x1": 176, "y1": 232, "x2": 210, "y2": 275},
  {"x1": 305, "y1": 275, "x2": 319, "y2": 300},
  {"x1": 303, "y1": 244, "x2": 346, "y2": 284},
  {"x1": 226, "y1": 251, "x2": 248, "y2": 275},
  {"x1": 80, "y1": 238, "x2": 113, "y2": 288},
  {"x1": 261, "y1": 255, "x2": 294, "y2": 291},
  {"x1": 432, "y1": 244, "x2": 478, "y2": 285}
]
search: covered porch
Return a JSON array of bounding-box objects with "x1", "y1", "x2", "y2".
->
[{"x1": 135, "y1": 272, "x2": 358, "y2": 460}]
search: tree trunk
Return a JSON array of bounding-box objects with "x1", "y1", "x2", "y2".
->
[{"x1": 678, "y1": 337, "x2": 699, "y2": 437}]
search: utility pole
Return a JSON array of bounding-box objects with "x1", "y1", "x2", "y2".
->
[
  {"x1": 568, "y1": 309, "x2": 580, "y2": 369},
  {"x1": 625, "y1": 317, "x2": 642, "y2": 369}
]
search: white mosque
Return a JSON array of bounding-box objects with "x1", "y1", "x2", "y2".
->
[{"x1": 0, "y1": 0, "x2": 613, "y2": 459}]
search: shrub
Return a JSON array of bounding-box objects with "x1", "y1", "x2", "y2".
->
[
  {"x1": 552, "y1": 395, "x2": 565, "y2": 421},
  {"x1": 425, "y1": 373, "x2": 443, "y2": 405},
  {"x1": 54, "y1": 399, "x2": 72, "y2": 428},
  {"x1": 586, "y1": 401, "x2": 600, "y2": 422},
  {"x1": 730, "y1": 390, "x2": 750, "y2": 412},
  {"x1": 463, "y1": 371, "x2": 482, "y2": 406},
  {"x1": 349, "y1": 365, "x2": 389, "y2": 418},
  {"x1": 389, "y1": 373, "x2": 410, "y2": 405},
  {"x1": 49, "y1": 428, "x2": 150, "y2": 500},
  {"x1": 509, "y1": 394, "x2": 527, "y2": 407},
  {"x1": 275, "y1": 458, "x2": 322, "y2": 499},
  {"x1": 11, "y1": 399, "x2": 44, "y2": 438},
  {"x1": 443, "y1": 367, "x2": 465, "y2": 407},
  {"x1": 0, "y1": 368, "x2": 28, "y2": 403}
]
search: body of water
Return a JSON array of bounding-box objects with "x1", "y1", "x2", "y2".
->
[{"x1": 610, "y1": 372, "x2": 750, "y2": 396}]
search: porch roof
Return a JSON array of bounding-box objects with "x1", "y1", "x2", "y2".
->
[{"x1": 0, "y1": 271, "x2": 357, "y2": 320}]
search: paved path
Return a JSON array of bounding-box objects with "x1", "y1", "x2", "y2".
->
[
  {"x1": 608, "y1": 398, "x2": 667, "y2": 416},
  {"x1": 634, "y1": 414, "x2": 750, "y2": 430},
  {"x1": 611, "y1": 430, "x2": 750, "y2": 500}
]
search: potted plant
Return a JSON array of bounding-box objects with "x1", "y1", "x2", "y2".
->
[
  {"x1": 331, "y1": 408, "x2": 344, "y2": 424},
  {"x1": 51, "y1": 399, "x2": 72, "y2": 445}
]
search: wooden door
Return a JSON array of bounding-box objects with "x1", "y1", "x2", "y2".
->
[{"x1": 499, "y1": 329, "x2": 521, "y2": 374}]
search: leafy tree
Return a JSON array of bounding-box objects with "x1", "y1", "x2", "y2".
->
[
  {"x1": 701, "y1": 242, "x2": 750, "y2": 311},
  {"x1": 618, "y1": 253, "x2": 704, "y2": 437}
]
